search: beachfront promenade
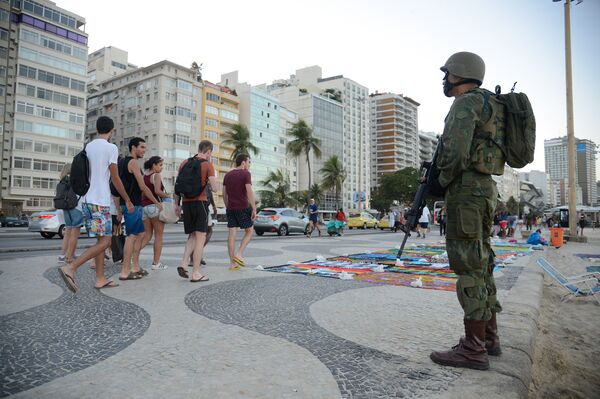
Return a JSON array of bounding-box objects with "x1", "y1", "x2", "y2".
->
[{"x1": 0, "y1": 229, "x2": 557, "y2": 398}]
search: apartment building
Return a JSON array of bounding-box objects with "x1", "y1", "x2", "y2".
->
[
  {"x1": 492, "y1": 165, "x2": 520, "y2": 202},
  {"x1": 85, "y1": 60, "x2": 203, "y2": 193},
  {"x1": 418, "y1": 131, "x2": 438, "y2": 165},
  {"x1": 369, "y1": 92, "x2": 419, "y2": 188},
  {"x1": 87, "y1": 46, "x2": 136, "y2": 92},
  {"x1": 1, "y1": 0, "x2": 88, "y2": 215},
  {"x1": 519, "y1": 170, "x2": 550, "y2": 206},
  {"x1": 201, "y1": 80, "x2": 240, "y2": 206}
]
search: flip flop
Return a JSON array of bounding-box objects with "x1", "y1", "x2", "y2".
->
[
  {"x1": 134, "y1": 268, "x2": 149, "y2": 277},
  {"x1": 95, "y1": 280, "x2": 119, "y2": 289},
  {"x1": 58, "y1": 267, "x2": 78, "y2": 293},
  {"x1": 190, "y1": 275, "x2": 209, "y2": 282},
  {"x1": 119, "y1": 272, "x2": 142, "y2": 281},
  {"x1": 233, "y1": 257, "x2": 245, "y2": 267},
  {"x1": 177, "y1": 266, "x2": 189, "y2": 279}
]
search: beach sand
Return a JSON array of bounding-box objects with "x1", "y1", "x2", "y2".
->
[{"x1": 528, "y1": 232, "x2": 600, "y2": 399}]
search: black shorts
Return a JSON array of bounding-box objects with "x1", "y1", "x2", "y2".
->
[
  {"x1": 226, "y1": 208, "x2": 253, "y2": 229},
  {"x1": 182, "y1": 201, "x2": 209, "y2": 234}
]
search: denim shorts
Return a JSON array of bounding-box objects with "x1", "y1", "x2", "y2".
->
[
  {"x1": 121, "y1": 205, "x2": 145, "y2": 236},
  {"x1": 63, "y1": 208, "x2": 84, "y2": 228},
  {"x1": 142, "y1": 204, "x2": 161, "y2": 220},
  {"x1": 82, "y1": 203, "x2": 112, "y2": 238}
]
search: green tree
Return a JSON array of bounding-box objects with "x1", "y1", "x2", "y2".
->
[
  {"x1": 507, "y1": 196, "x2": 519, "y2": 215},
  {"x1": 222, "y1": 123, "x2": 259, "y2": 160},
  {"x1": 286, "y1": 120, "x2": 322, "y2": 190},
  {"x1": 258, "y1": 191, "x2": 277, "y2": 208},
  {"x1": 307, "y1": 183, "x2": 324, "y2": 204},
  {"x1": 259, "y1": 169, "x2": 292, "y2": 208},
  {"x1": 289, "y1": 190, "x2": 308, "y2": 211},
  {"x1": 370, "y1": 168, "x2": 420, "y2": 213},
  {"x1": 320, "y1": 155, "x2": 346, "y2": 208}
]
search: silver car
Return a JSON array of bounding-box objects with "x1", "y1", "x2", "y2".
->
[
  {"x1": 254, "y1": 208, "x2": 310, "y2": 236},
  {"x1": 28, "y1": 210, "x2": 86, "y2": 239}
]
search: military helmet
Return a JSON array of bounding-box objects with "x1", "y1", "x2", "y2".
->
[{"x1": 440, "y1": 52, "x2": 485, "y2": 84}]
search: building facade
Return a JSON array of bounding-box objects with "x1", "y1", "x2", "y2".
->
[
  {"x1": 268, "y1": 66, "x2": 369, "y2": 210},
  {"x1": 87, "y1": 46, "x2": 136, "y2": 92},
  {"x1": 544, "y1": 136, "x2": 598, "y2": 206},
  {"x1": 493, "y1": 165, "x2": 520, "y2": 203},
  {"x1": 86, "y1": 60, "x2": 203, "y2": 193},
  {"x1": 519, "y1": 170, "x2": 550, "y2": 206},
  {"x1": 418, "y1": 131, "x2": 438, "y2": 165},
  {"x1": 369, "y1": 92, "x2": 419, "y2": 188},
  {"x1": 1, "y1": 0, "x2": 88, "y2": 215}
]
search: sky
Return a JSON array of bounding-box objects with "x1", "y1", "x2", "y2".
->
[{"x1": 59, "y1": 0, "x2": 600, "y2": 176}]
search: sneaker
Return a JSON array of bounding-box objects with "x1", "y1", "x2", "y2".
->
[
  {"x1": 151, "y1": 262, "x2": 168, "y2": 270},
  {"x1": 58, "y1": 255, "x2": 66, "y2": 264},
  {"x1": 201, "y1": 259, "x2": 206, "y2": 265}
]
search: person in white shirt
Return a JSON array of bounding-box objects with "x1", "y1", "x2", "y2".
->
[
  {"x1": 417, "y1": 205, "x2": 431, "y2": 239},
  {"x1": 58, "y1": 116, "x2": 133, "y2": 293}
]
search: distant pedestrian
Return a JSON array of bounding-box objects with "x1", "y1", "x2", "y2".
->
[
  {"x1": 307, "y1": 198, "x2": 321, "y2": 237},
  {"x1": 417, "y1": 205, "x2": 430, "y2": 238},
  {"x1": 56, "y1": 163, "x2": 83, "y2": 264},
  {"x1": 223, "y1": 154, "x2": 256, "y2": 270},
  {"x1": 439, "y1": 207, "x2": 447, "y2": 236},
  {"x1": 117, "y1": 138, "x2": 163, "y2": 281},
  {"x1": 58, "y1": 116, "x2": 134, "y2": 292},
  {"x1": 388, "y1": 211, "x2": 396, "y2": 232},
  {"x1": 335, "y1": 208, "x2": 346, "y2": 236},
  {"x1": 140, "y1": 156, "x2": 169, "y2": 270},
  {"x1": 174, "y1": 140, "x2": 217, "y2": 282},
  {"x1": 579, "y1": 213, "x2": 586, "y2": 236}
]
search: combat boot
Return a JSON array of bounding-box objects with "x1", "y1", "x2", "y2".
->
[
  {"x1": 485, "y1": 313, "x2": 502, "y2": 356},
  {"x1": 430, "y1": 319, "x2": 489, "y2": 370}
]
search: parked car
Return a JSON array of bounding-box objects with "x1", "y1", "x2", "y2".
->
[
  {"x1": 347, "y1": 212, "x2": 378, "y2": 229},
  {"x1": 254, "y1": 208, "x2": 310, "y2": 236},
  {"x1": 28, "y1": 210, "x2": 86, "y2": 239},
  {"x1": 378, "y1": 217, "x2": 392, "y2": 230},
  {"x1": 2, "y1": 216, "x2": 28, "y2": 227}
]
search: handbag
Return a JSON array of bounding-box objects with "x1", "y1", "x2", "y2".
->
[
  {"x1": 111, "y1": 224, "x2": 125, "y2": 263},
  {"x1": 159, "y1": 198, "x2": 179, "y2": 224}
]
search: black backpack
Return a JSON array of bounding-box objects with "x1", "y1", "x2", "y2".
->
[
  {"x1": 175, "y1": 157, "x2": 205, "y2": 198},
  {"x1": 70, "y1": 144, "x2": 90, "y2": 196},
  {"x1": 110, "y1": 156, "x2": 133, "y2": 198},
  {"x1": 53, "y1": 176, "x2": 78, "y2": 210}
]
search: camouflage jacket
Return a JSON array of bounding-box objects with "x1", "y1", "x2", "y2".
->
[{"x1": 437, "y1": 88, "x2": 493, "y2": 187}]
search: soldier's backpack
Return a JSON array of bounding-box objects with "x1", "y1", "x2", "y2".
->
[
  {"x1": 477, "y1": 86, "x2": 536, "y2": 170},
  {"x1": 53, "y1": 176, "x2": 78, "y2": 210},
  {"x1": 70, "y1": 144, "x2": 90, "y2": 196},
  {"x1": 174, "y1": 157, "x2": 206, "y2": 199}
]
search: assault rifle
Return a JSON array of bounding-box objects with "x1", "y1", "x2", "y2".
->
[{"x1": 396, "y1": 138, "x2": 443, "y2": 260}]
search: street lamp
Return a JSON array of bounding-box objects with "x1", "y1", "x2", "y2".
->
[{"x1": 553, "y1": 0, "x2": 582, "y2": 238}]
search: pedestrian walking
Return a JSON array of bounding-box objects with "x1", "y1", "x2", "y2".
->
[
  {"x1": 429, "y1": 52, "x2": 503, "y2": 370},
  {"x1": 439, "y1": 207, "x2": 447, "y2": 236},
  {"x1": 139, "y1": 156, "x2": 169, "y2": 270},
  {"x1": 55, "y1": 164, "x2": 83, "y2": 264},
  {"x1": 579, "y1": 213, "x2": 586, "y2": 236},
  {"x1": 117, "y1": 138, "x2": 163, "y2": 281},
  {"x1": 174, "y1": 140, "x2": 217, "y2": 282},
  {"x1": 223, "y1": 154, "x2": 256, "y2": 270},
  {"x1": 58, "y1": 116, "x2": 134, "y2": 292},
  {"x1": 417, "y1": 205, "x2": 430, "y2": 238},
  {"x1": 307, "y1": 198, "x2": 321, "y2": 237},
  {"x1": 188, "y1": 186, "x2": 217, "y2": 267}
]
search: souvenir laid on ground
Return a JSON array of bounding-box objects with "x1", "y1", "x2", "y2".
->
[{"x1": 263, "y1": 241, "x2": 537, "y2": 291}]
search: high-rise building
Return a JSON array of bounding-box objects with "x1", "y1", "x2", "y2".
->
[
  {"x1": 267, "y1": 83, "x2": 343, "y2": 211},
  {"x1": 544, "y1": 136, "x2": 597, "y2": 206},
  {"x1": 200, "y1": 80, "x2": 240, "y2": 206},
  {"x1": 418, "y1": 131, "x2": 438, "y2": 165},
  {"x1": 519, "y1": 170, "x2": 549, "y2": 206},
  {"x1": 369, "y1": 92, "x2": 419, "y2": 188},
  {"x1": 1, "y1": 0, "x2": 88, "y2": 215},
  {"x1": 87, "y1": 46, "x2": 136, "y2": 92},
  {"x1": 86, "y1": 60, "x2": 203, "y2": 193},
  {"x1": 278, "y1": 104, "x2": 299, "y2": 192},
  {"x1": 270, "y1": 66, "x2": 370, "y2": 210}
]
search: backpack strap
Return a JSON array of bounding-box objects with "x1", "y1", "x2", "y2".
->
[{"x1": 474, "y1": 89, "x2": 507, "y2": 158}]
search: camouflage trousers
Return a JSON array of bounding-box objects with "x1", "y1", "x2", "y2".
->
[{"x1": 445, "y1": 171, "x2": 502, "y2": 321}]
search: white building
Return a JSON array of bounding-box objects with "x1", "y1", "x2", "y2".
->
[
  {"x1": 1, "y1": 0, "x2": 88, "y2": 214},
  {"x1": 418, "y1": 131, "x2": 439, "y2": 164},
  {"x1": 519, "y1": 170, "x2": 549, "y2": 206},
  {"x1": 493, "y1": 165, "x2": 520, "y2": 202},
  {"x1": 270, "y1": 66, "x2": 370, "y2": 211},
  {"x1": 369, "y1": 92, "x2": 419, "y2": 188},
  {"x1": 86, "y1": 60, "x2": 204, "y2": 192},
  {"x1": 87, "y1": 46, "x2": 137, "y2": 91}
]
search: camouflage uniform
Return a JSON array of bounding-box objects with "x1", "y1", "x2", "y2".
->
[{"x1": 437, "y1": 88, "x2": 502, "y2": 322}]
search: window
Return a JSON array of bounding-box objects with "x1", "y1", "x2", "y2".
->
[
  {"x1": 0, "y1": 9, "x2": 9, "y2": 23},
  {"x1": 0, "y1": 85, "x2": 5, "y2": 97},
  {"x1": 205, "y1": 105, "x2": 219, "y2": 115},
  {"x1": 205, "y1": 130, "x2": 218, "y2": 140},
  {"x1": 32, "y1": 177, "x2": 58, "y2": 190},
  {"x1": 14, "y1": 138, "x2": 33, "y2": 151},
  {"x1": 12, "y1": 176, "x2": 32, "y2": 188},
  {"x1": 0, "y1": 65, "x2": 5, "y2": 78},
  {"x1": 111, "y1": 60, "x2": 127, "y2": 70},
  {"x1": 220, "y1": 109, "x2": 239, "y2": 121},
  {"x1": 175, "y1": 106, "x2": 191, "y2": 118},
  {"x1": 176, "y1": 79, "x2": 192, "y2": 92},
  {"x1": 0, "y1": 28, "x2": 8, "y2": 41},
  {"x1": 205, "y1": 118, "x2": 218, "y2": 127},
  {"x1": 20, "y1": 47, "x2": 86, "y2": 76},
  {"x1": 13, "y1": 157, "x2": 32, "y2": 169},
  {"x1": 15, "y1": 119, "x2": 83, "y2": 140},
  {"x1": 206, "y1": 92, "x2": 220, "y2": 103},
  {"x1": 26, "y1": 198, "x2": 54, "y2": 208},
  {"x1": 70, "y1": 95, "x2": 84, "y2": 108},
  {"x1": 19, "y1": 64, "x2": 37, "y2": 79},
  {"x1": 175, "y1": 120, "x2": 191, "y2": 133},
  {"x1": 177, "y1": 93, "x2": 191, "y2": 106},
  {"x1": 173, "y1": 134, "x2": 190, "y2": 146}
]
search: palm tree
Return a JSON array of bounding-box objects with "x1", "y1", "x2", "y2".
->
[
  {"x1": 286, "y1": 120, "x2": 321, "y2": 190},
  {"x1": 320, "y1": 155, "x2": 346, "y2": 208},
  {"x1": 260, "y1": 169, "x2": 291, "y2": 208},
  {"x1": 307, "y1": 183, "x2": 324, "y2": 205},
  {"x1": 222, "y1": 123, "x2": 259, "y2": 160}
]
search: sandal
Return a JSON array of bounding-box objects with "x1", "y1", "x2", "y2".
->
[
  {"x1": 190, "y1": 275, "x2": 209, "y2": 282},
  {"x1": 119, "y1": 272, "x2": 142, "y2": 281},
  {"x1": 233, "y1": 257, "x2": 245, "y2": 267},
  {"x1": 134, "y1": 268, "x2": 149, "y2": 277},
  {"x1": 95, "y1": 280, "x2": 119, "y2": 289},
  {"x1": 177, "y1": 266, "x2": 189, "y2": 279},
  {"x1": 58, "y1": 267, "x2": 79, "y2": 293}
]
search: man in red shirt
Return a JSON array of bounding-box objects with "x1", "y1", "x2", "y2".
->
[
  {"x1": 223, "y1": 154, "x2": 256, "y2": 270},
  {"x1": 174, "y1": 140, "x2": 217, "y2": 282}
]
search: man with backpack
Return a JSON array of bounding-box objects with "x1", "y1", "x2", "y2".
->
[
  {"x1": 429, "y1": 52, "x2": 534, "y2": 371},
  {"x1": 174, "y1": 140, "x2": 217, "y2": 282},
  {"x1": 117, "y1": 137, "x2": 163, "y2": 281},
  {"x1": 58, "y1": 116, "x2": 134, "y2": 293}
]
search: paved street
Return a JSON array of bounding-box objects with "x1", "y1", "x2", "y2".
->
[{"x1": 0, "y1": 228, "x2": 542, "y2": 398}]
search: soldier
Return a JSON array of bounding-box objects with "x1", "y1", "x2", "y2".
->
[{"x1": 429, "y1": 52, "x2": 503, "y2": 370}]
